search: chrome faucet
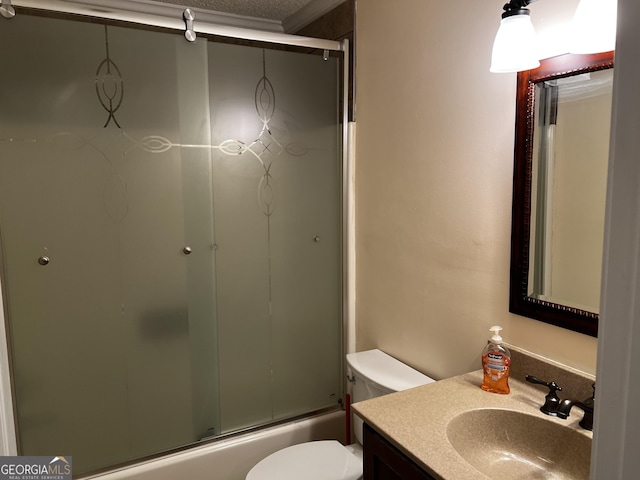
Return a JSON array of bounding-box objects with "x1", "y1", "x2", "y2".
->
[{"x1": 525, "y1": 376, "x2": 595, "y2": 431}]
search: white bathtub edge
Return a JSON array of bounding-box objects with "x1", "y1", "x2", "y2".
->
[{"x1": 89, "y1": 409, "x2": 346, "y2": 480}]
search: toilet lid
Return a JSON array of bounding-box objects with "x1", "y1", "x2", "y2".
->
[{"x1": 246, "y1": 440, "x2": 362, "y2": 480}]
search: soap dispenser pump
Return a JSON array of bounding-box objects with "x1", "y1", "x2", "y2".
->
[{"x1": 481, "y1": 326, "x2": 511, "y2": 394}]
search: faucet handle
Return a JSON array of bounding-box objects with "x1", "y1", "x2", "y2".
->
[
  {"x1": 525, "y1": 375, "x2": 563, "y2": 416},
  {"x1": 578, "y1": 383, "x2": 595, "y2": 424},
  {"x1": 525, "y1": 374, "x2": 563, "y2": 391},
  {"x1": 579, "y1": 384, "x2": 596, "y2": 430}
]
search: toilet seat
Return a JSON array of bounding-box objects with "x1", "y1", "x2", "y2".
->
[{"x1": 246, "y1": 440, "x2": 363, "y2": 480}]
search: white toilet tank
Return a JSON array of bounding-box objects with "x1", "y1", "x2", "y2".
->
[{"x1": 346, "y1": 349, "x2": 435, "y2": 445}]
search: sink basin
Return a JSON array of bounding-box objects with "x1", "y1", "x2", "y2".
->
[{"x1": 447, "y1": 408, "x2": 591, "y2": 479}]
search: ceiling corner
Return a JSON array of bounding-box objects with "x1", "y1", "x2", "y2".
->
[{"x1": 282, "y1": 0, "x2": 347, "y2": 33}]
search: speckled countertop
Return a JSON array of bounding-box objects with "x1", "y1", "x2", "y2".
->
[{"x1": 351, "y1": 368, "x2": 594, "y2": 480}]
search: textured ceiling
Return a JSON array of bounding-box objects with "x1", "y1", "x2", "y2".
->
[{"x1": 152, "y1": 0, "x2": 316, "y2": 21}]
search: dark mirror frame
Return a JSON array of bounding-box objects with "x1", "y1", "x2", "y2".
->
[{"x1": 509, "y1": 51, "x2": 614, "y2": 338}]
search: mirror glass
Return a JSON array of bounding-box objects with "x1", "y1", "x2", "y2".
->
[
  {"x1": 529, "y1": 69, "x2": 613, "y2": 312},
  {"x1": 510, "y1": 52, "x2": 614, "y2": 337}
]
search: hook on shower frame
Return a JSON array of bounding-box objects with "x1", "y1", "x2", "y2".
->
[
  {"x1": 183, "y1": 8, "x2": 196, "y2": 42},
  {"x1": 0, "y1": 0, "x2": 15, "y2": 19}
]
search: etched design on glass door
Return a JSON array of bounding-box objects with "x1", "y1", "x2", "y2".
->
[
  {"x1": 95, "y1": 26, "x2": 124, "y2": 128},
  {"x1": 212, "y1": 50, "x2": 309, "y2": 217},
  {"x1": 252, "y1": 52, "x2": 279, "y2": 216}
]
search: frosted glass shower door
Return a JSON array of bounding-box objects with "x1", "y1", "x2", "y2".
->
[
  {"x1": 0, "y1": 8, "x2": 344, "y2": 475},
  {"x1": 209, "y1": 43, "x2": 342, "y2": 433},
  {"x1": 0, "y1": 15, "x2": 218, "y2": 474}
]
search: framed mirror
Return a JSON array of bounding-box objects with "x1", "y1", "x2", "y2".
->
[{"x1": 509, "y1": 51, "x2": 614, "y2": 337}]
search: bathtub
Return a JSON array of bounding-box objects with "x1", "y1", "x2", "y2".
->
[{"x1": 91, "y1": 410, "x2": 346, "y2": 480}]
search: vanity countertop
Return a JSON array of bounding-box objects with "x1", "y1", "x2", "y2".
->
[{"x1": 351, "y1": 369, "x2": 593, "y2": 480}]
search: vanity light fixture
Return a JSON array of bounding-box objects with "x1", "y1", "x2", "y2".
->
[
  {"x1": 490, "y1": 0, "x2": 540, "y2": 73},
  {"x1": 569, "y1": 0, "x2": 617, "y2": 54},
  {"x1": 491, "y1": 0, "x2": 617, "y2": 73}
]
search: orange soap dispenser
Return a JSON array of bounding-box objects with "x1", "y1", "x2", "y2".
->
[{"x1": 481, "y1": 325, "x2": 511, "y2": 394}]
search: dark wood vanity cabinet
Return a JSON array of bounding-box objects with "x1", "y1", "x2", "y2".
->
[{"x1": 363, "y1": 423, "x2": 438, "y2": 480}]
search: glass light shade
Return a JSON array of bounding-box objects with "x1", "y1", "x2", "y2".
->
[
  {"x1": 569, "y1": 0, "x2": 617, "y2": 54},
  {"x1": 490, "y1": 14, "x2": 540, "y2": 73}
]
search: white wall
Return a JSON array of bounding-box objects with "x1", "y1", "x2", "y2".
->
[{"x1": 355, "y1": 0, "x2": 598, "y2": 380}]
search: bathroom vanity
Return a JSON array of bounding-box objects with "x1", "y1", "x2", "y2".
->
[
  {"x1": 363, "y1": 423, "x2": 436, "y2": 479},
  {"x1": 353, "y1": 346, "x2": 595, "y2": 480}
]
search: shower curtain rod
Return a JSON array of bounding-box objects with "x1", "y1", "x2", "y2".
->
[{"x1": 9, "y1": 0, "x2": 344, "y2": 52}]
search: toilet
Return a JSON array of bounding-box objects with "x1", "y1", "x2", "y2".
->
[{"x1": 246, "y1": 349, "x2": 436, "y2": 480}]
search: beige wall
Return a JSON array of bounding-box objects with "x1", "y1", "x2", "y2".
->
[{"x1": 355, "y1": 0, "x2": 598, "y2": 379}]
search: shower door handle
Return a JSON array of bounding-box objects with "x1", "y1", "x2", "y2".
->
[{"x1": 38, "y1": 256, "x2": 50, "y2": 266}]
